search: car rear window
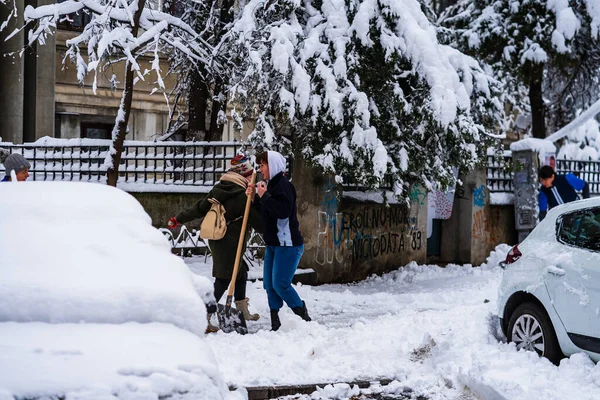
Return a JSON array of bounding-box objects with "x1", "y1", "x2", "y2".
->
[
  {"x1": 557, "y1": 211, "x2": 583, "y2": 246},
  {"x1": 578, "y1": 209, "x2": 600, "y2": 251}
]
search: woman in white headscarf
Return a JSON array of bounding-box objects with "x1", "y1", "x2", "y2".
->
[{"x1": 247, "y1": 150, "x2": 310, "y2": 331}]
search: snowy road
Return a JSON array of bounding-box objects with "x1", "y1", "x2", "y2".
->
[{"x1": 186, "y1": 245, "x2": 600, "y2": 400}]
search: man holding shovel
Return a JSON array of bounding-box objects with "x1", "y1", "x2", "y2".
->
[{"x1": 168, "y1": 155, "x2": 263, "y2": 333}]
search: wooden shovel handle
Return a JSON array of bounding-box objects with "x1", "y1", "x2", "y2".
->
[{"x1": 227, "y1": 171, "x2": 256, "y2": 297}]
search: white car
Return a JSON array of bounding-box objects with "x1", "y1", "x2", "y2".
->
[
  {"x1": 0, "y1": 182, "x2": 240, "y2": 399},
  {"x1": 498, "y1": 196, "x2": 600, "y2": 364}
]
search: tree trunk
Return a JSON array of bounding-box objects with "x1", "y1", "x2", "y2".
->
[
  {"x1": 106, "y1": 0, "x2": 146, "y2": 187},
  {"x1": 188, "y1": 67, "x2": 209, "y2": 141},
  {"x1": 188, "y1": 0, "x2": 234, "y2": 143},
  {"x1": 207, "y1": 77, "x2": 227, "y2": 141},
  {"x1": 529, "y1": 62, "x2": 546, "y2": 139}
]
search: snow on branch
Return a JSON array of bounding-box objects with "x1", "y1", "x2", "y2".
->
[
  {"x1": 13, "y1": 0, "x2": 218, "y2": 94},
  {"x1": 228, "y1": 0, "x2": 501, "y2": 198}
]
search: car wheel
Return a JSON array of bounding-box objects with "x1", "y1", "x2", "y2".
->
[{"x1": 507, "y1": 302, "x2": 563, "y2": 364}]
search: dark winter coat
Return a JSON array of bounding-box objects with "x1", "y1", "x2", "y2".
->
[
  {"x1": 539, "y1": 173, "x2": 590, "y2": 210},
  {"x1": 254, "y1": 171, "x2": 304, "y2": 247},
  {"x1": 176, "y1": 174, "x2": 263, "y2": 280}
]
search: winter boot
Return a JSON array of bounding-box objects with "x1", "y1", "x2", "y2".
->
[
  {"x1": 235, "y1": 298, "x2": 260, "y2": 321},
  {"x1": 292, "y1": 301, "x2": 311, "y2": 322},
  {"x1": 205, "y1": 313, "x2": 219, "y2": 334},
  {"x1": 270, "y1": 309, "x2": 281, "y2": 331}
]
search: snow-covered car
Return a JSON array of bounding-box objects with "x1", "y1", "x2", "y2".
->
[
  {"x1": 0, "y1": 182, "x2": 241, "y2": 400},
  {"x1": 498, "y1": 196, "x2": 600, "y2": 364}
]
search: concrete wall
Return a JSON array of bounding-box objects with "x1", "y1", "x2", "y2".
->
[
  {"x1": 131, "y1": 192, "x2": 207, "y2": 229},
  {"x1": 0, "y1": 0, "x2": 24, "y2": 143},
  {"x1": 440, "y1": 168, "x2": 517, "y2": 266},
  {"x1": 294, "y1": 155, "x2": 427, "y2": 283},
  {"x1": 32, "y1": 0, "x2": 56, "y2": 140},
  {"x1": 54, "y1": 29, "x2": 175, "y2": 141},
  {"x1": 130, "y1": 155, "x2": 427, "y2": 284}
]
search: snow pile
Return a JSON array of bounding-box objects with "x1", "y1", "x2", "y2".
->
[
  {"x1": 510, "y1": 137, "x2": 556, "y2": 154},
  {"x1": 0, "y1": 323, "x2": 241, "y2": 400},
  {"x1": 0, "y1": 182, "x2": 211, "y2": 335},
  {"x1": 0, "y1": 181, "x2": 239, "y2": 400},
  {"x1": 200, "y1": 243, "x2": 600, "y2": 399}
]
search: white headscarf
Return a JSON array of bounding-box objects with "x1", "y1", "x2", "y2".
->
[{"x1": 267, "y1": 151, "x2": 286, "y2": 180}]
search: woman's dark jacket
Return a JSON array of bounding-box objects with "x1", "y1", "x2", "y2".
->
[
  {"x1": 254, "y1": 172, "x2": 303, "y2": 247},
  {"x1": 176, "y1": 178, "x2": 262, "y2": 280}
]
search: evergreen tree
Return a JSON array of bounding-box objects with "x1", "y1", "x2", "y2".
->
[
  {"x1": 227, "y1": 0, "x2": 503, "y2": 200},
  {"x1": 440, "y1": 0, "x2": 600, "y2": 138}
]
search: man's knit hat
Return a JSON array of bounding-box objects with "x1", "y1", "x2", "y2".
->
[
  {"x1": 3, "y1": 153, "x2": 30, "y2": 177},
  {"x1": 229, "y1": 154, "x2": 253, "y2": 177}
]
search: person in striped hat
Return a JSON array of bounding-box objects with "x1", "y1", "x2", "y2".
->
[{"x1": 167, "y1": 154, "x2": 262, "y2": 333}]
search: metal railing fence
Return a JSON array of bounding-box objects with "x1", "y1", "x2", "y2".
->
[
  {"x1": 487, "y1": 154, "x2": 600, "y2": 195},
  {"x1": 0, "y1": 141, "x2": 246, "y2": 186}
]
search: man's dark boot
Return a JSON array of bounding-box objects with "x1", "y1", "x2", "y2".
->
[
  {"x1": 270, "y1": 309, "x2": 281, "y2": 331},
  {"x1": 292, "y1": 301, "x2": 311, "y2": 322}
]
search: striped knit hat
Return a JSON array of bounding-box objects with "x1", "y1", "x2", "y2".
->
[{"x1": 229, "y1": 154, "x2": 253, "y2": 177}]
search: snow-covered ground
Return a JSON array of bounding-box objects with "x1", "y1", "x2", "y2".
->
[
  {"x1": 4, "y1": 181, "x2": 600, "y2": 400},
  {"x1": 189, "y1": 245, "x2": 600, "y2": 400}
]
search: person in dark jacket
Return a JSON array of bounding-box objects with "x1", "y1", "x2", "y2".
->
[
  {"x1": 539, "y1": 165, "x2": 590, "y2": 220},
  {"x1": 246, "y1": 150, "x2": 310, "y2": 331},
  {"x1": 1, "y1": 153, "x2": 30, "y2": 182},
  {"x1": 168, "y1": 155, "x2": 263, "y2": 333}
]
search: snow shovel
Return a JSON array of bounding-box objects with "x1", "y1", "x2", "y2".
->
[{"x1": 217, "y1": 171, "x2": 256, "y2": 335}]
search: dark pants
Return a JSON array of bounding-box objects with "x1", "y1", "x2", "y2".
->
[{"x1": 206, "y1": 268, "x2": 247, "y2": 314}]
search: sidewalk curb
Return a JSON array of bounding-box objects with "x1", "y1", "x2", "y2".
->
[
  {"x1": 232, "y1": 379, "x2": 393, "y2": 400},
  {"x1": 458, "y1": 373, "x2": 508, "y2": 400}
]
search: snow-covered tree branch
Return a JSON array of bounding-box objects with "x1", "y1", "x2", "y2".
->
[
  {"x1": 440, "y1": 0, "x2": 600, "y2": 139},
  {"x1": 0, "y1": 0, "x2": 217, "y2": 186},
  {"x1": 227, "y1": 0, "x2": 503, "y2": 200}
]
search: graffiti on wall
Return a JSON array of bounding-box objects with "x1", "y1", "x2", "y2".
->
[
  {"x1": 409, "y1": 185, "x2": 427, "y2": 206},
  {"x1": 316, "y1": 206, "x2": 423, "y2": 265},
  {"x1": 473, "y1": 185, "x2": 487, "y2": 207}
]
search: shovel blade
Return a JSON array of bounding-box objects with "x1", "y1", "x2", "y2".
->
[{"x1": 216, "y1": 303, "x2": 248, "y2": 335}]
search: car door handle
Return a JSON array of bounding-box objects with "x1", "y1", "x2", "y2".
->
[{"x1": 545, "y1": 266, "x2": 566, "y2": 277}]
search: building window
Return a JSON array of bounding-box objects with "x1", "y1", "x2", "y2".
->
[{"x1": 81, "y1": 123, "x2": 112, "y2": 140}]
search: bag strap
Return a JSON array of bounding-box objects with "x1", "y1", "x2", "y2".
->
[
  {"x1": 227, "y1": 215, "x2": 243, "y2": 226},
  {"x1": 207, "y1": 197, "x2": 243, "y2": 225}
]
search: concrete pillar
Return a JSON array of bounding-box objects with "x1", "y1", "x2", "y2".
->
[
  {"x1": 23, "y1": 0, "x2": 55, "y2": 142},
  {"x1": 441, "y1": 167, "x2": 517, "y2": 266},
  {"x1": 440, "y1": 168, "x2": 486, "y2": 265},
  {"x1": 512, "y1": 150, "x2": 539, "y2": 242},
  {"x1": 0, "y1": 0, "x2": 24, "y2": 143}
]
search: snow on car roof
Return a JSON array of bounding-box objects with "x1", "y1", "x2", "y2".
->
[
  {"x1": 545, "y1": 196, "x2": 600, "y2": 220},
  {"x1": 0, "y1": 181, "x2": 209, "y2": 334}
]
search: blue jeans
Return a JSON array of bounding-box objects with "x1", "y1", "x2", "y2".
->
[{"x1": 263, "y1": 244, "x2": 304, "y2": 310}]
